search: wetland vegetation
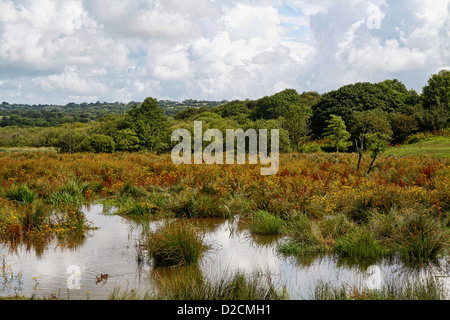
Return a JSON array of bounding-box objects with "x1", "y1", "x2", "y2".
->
[{"x1": 0, "y1": 70, "x2": 449, "y2": 300}]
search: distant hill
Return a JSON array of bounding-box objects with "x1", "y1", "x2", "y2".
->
[{"x1": 0, "y1": 99, "x2": 228, "y2": 127}]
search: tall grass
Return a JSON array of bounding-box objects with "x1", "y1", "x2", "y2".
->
[
  {"x1": 333, "y1": 228, "x2": 391, "y2": 259},
  {"x1": 392, "y1": 212, "x2": 450, "y2": 260},
  {"x1": 247, "y1": 210, "x2": 285, "y2": 235},
  {"x1": 4, "y1": 185, "x2": 37, "y2": 205},
  {"x1": 145, "y1": 220, "x2": 208, "y2": 267}
]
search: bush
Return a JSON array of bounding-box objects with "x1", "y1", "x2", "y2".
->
[
  {"x1": 298, "y1": 142, "x2": 323, "y2": 153},
  {"x1": 77, "y1": 134, "x2": 115, "y2": 153}
]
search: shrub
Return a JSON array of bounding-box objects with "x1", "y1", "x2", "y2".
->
[{"x1": 298, "y1": 142, "x2": 323, "y2": 153}]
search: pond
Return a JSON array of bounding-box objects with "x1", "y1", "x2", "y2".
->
[{"x1": 0, "y1": 204, "x2": 449, "y2": 300}]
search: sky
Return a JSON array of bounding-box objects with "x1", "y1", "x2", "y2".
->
[{"x1": 0, "y1": 0, "x2": 448, "y2": 104}]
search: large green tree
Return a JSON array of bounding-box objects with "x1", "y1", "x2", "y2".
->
[
  {"x1": 125, "y1": 97, "x2": 170, "y2": 153},
  {"x1": 311, "y1": 80, "x2": 413, "y2": 136},
  {"x1": 282, "y1": 104, "x2": 312, "y2": 151},
  {"x1": 420, "y1": 70, "x2": 450, "y2": 130},
  {"x1": 252, "y1": 89, "x2": 305, "y2": 120}
]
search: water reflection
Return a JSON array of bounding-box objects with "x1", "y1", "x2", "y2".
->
[{"x1": 0, "y1": 204, "x2": 448, "y2": 300}]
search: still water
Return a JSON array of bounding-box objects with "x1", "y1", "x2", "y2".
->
[{"x1": 1, "y1": 204, "x2": 448, "y2": 300}]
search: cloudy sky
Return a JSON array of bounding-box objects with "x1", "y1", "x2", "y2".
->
[{"x1": 0, "y1": 0, "x2": 448, "y2": 104}]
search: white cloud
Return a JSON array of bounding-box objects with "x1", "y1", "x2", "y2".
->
[
  {"x1": 40, "y1": 66, "x2": 108, "y2": 96},
  {"x1": 0, "y1": 0, "x2": 448, "y2": 104}
]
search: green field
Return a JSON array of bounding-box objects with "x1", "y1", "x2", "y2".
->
[{"x1": 387, "y1": 136, "x2": 450, "y2": 158}]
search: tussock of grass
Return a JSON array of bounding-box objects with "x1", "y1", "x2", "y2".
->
[
  {"x1": 333, "y1": 228, "x2": 391, "y2": 259},
  {"x1": 4, "y1": 185, "x2": 37, "y2": 205},
  {"x1": 392, "y1": 212, "x2": 450, "y2": 260},
  {"x1": 146, "y1": 220, "x2": 208, "y2": 267},
  {"x1": 247, "y1": 210, "x2": 285, "y2": 236}
]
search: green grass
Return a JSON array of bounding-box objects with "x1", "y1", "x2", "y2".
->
[
  {"x1": 333, "y1": 228, "x2": 392, "y2": 259},
  {"x1": 247, "y1": 210, "x2": 285, "y2": 235},
  {"x1": 386, "y1": 136, "x2": 450, "y2": 158},
  {"x1": 4, "y1": 185, "x2": 38, "y2": 205},
  {"x1": 145, "y1": 220, "x2": 208, "y2": 267}
]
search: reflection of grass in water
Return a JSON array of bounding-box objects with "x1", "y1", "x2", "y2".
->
[
  {"x1": 110, "y1": 266, "x2": 288, "y2": 300},
  {"x1": 1, "y1": 254, "x2": 23, "y2": 297},
  {"x1": 309, "y1": 277, "x2": 445, "y2": 300},
  {"x1": 280, "y1": 208, "x2": 450, "y2": 263}
]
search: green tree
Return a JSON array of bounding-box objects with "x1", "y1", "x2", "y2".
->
[
  {"x1": 125, "y1": 97, "x2": 170, "y2": 153},
  {"x1": 422, "y1": 70, "x2": 450, "y2": 110},
  {"x1": 114, "y1": 129, "x2": 140, "y2": 152},
  {"x1": 323, "y1": 115, "x2": 352, "y2": 153},
  {"x1": 348, "y1": 110, "x2": 393, "y2": 172},
  {"x1": 311, "y1": 81, "x2": 410, "y2": 136},
  {"x1": 252, "y1": 89, "x2": 305, "y2": 120},
  {"x1": 421, "y1": 70, "x2": 450, "y2": 130},
  {"x1": 365, "y1": 132, "x2": 392, "y2": 174},
  {"x1": 282, "y1": 104, "x2": 311, "y2": 151},
  {"x1": 78, "y1": 134, "x2": 116, "y2": 153},
  {"x1": 389, "y1": 114, "x2": 419, "y2": 144},
  {"x1": 54, "y1": 124, "x2": 89, "y2": 154}
]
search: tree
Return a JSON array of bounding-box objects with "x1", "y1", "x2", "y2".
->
[
  {"x1": 125, "y1": 97, "x2": 170, "y2": 153},
  {"x1": 282, "y1": 104, "x2": 311, "y2": 151},
  {"x1": 421, "y1": 70, "x2": 450, "y2": 130},
  {"x1": 114, "y1": 129, "x2": 140, "y2": 152},
  {"x1": 54, "y1": 124, "x2": 89, "y2": 154},
  {"x1": 348, "y1": 109, "x2": 393, "y2": 140},
  {"x1": 389, "y1": 114, "x2": 418, "y2": 144},
  {"x1": 311, "y1": 81, "x2": 410, "y2": 137},
  {"x1": 77, "y1": 134, "x2": 116, "y2": 153},
  {"x1": 365, "y1": 132, "x2": 392, "y2": 174},
  {"x1": 252, "y1": 89, "x2": 305, "y2": 120},
  {"x1": 348, "y1": 110, "x2": 393, "y2": 172},
  {"x1": 323, "y1": 115, "x2": 352, "y2": 153},
  {"x1": 422, "y1": 70, "x2": 450, "y2": 110}
]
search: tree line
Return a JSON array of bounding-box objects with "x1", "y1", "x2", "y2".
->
[{"x1": 0, "y1": 70, "x2": 448, "y2": 158}]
